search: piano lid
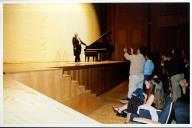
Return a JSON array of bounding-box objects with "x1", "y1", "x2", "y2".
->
[
  {"x1": 92, "y1": 30, "x2": 112, "y2": 44},
  {"x1": 85, "y1": 30, "x2": 113, "y2": 51},
  {"x1": 84, "y1": 30, "x2": 114, "y2": 61}
]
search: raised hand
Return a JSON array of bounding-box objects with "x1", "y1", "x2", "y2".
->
[
  {"x1": 130, "y1": 48, "x2": 133, "y2": 54},
  {"x1": 123, "y1": 48, "x2": 128, "y2": 53}
]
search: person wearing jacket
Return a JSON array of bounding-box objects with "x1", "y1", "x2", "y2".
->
[{"x1": 72, "y1": 33, "x2": 86, "y2": 62}]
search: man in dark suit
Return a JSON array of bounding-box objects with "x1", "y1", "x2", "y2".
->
[{"x1": 72, "y1": 33, "x2": 86, "y2": 62}]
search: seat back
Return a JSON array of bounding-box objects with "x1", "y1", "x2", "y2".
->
[{"x1": 158, "y1": 95, "x2": 173, "y2": 124}]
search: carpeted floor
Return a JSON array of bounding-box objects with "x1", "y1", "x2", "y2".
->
[{"x1": 88, "y1": 79, "x2": 129, "y2": 124}]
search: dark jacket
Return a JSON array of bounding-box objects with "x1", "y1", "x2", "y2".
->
[
  {"x1": 72, "y1": 37, "x2": 86, "y2": 56},
  {"x1": 72, "y1": 37, "x2": 81, "y2": 56},
  {"x1": 165, "y1": 57, "x2": 185, "y2": 77}
]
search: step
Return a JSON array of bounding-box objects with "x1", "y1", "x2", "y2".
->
[
  {"x1": 71, "y1": 80, "x2": 79, "y2": 98},
  {"x1": 61, "y1": 74, "x2": 72, "y2": 101},
  {"x1": 63, "y1": 90, "x2": 103, "y2": 115},
  {"x1": 78, "y1": 90, "x2": 102, "y2": 115},
  {"x1": 63, "y1": 74, "x2": 71, "y2": 77},
  {"x1": 77, "y1": 85, "x2": 86, "y2": 95},
  {"x1": 63, "y1": 71, "x2": 68, "y2": 75}
]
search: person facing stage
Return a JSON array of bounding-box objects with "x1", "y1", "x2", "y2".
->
[{"x1": 72, "y1": 33, "x2": 86, "y2": 62}]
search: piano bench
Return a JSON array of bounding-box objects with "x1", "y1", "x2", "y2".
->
[{"x1": 84, "y1": 51, "x2": 98, "y2": 62}]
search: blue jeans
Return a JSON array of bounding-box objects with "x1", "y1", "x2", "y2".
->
[{"x1": 173, "y1": 99, "x2": 189, "y2": 124}]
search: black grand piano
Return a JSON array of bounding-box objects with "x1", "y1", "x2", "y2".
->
[{"x1": 84, "y1": 31, "x2": 114, "y2": 62}]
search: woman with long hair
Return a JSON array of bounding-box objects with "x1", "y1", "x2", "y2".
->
[{"x1": 113, "y1": 76, "x2": 165, "y2": 123}]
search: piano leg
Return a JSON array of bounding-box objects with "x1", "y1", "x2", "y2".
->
[
  {"x1": 85, "y1": 56, "x2": 87, "y2": 62},
  {"x1": 85, "y1": 55, "x2": 90, "y2": 62}
]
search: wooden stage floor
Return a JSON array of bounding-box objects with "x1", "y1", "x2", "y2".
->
[{"x1": 3, "y1": 61, "x2": 126, "y2": 73}]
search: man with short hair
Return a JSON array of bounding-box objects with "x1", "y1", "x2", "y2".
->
[
  {"x1": 121, "y1": 47, "x2": 146, "y2": 104},
  {"x1": 72, "y1": 33, "x2": 86, "y2": 62}
]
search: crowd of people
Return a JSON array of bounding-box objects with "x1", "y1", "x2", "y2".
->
[{"x1": 112, "y1": 46, "x2": 190, "y2": 124}]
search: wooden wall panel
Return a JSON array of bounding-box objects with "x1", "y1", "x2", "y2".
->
[
  {"x1": 29, "y1": 71, "x2": 44, "y2": 94},
  {"x1": 61, "y1": 61, "x2": 129, "y2": 95},
  {"x1": 107, "y1": 4, "x2": 148, "y2": 60},
  {"x1": 5, "y1": 69, "x2": 64, "y2": 103},
  {"x1": 151, "y1": 3, "x2": 189, "y2": 53},
  {"x1": 53, "y1": 70, "x2": 63, "y2": 102},
  {"x1": 62, "y1": 75, "x2": 72, "y2": 101},
  {"x1": 106, "y1": 3, "x2": 189, "y2": 59},
  {"x1": 4, "y1": 62, "x2": 129, "y2": 104}
]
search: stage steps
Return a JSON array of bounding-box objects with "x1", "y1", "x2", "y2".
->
[
  {"x1": 4, "y1": 71, "x2": 103, "y2": 117},
  {"x1": 62, "y1": 74, "x2": 103, "y2": 115}
]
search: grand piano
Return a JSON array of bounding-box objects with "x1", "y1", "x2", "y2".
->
[{"x1": 84, "y1": 31, "x2": 114, "y2": 62}]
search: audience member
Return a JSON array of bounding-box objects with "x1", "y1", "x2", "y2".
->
[
  {"x1": 120, "y1": 47, "x2": 146, "y2": 104},
  {"x1": 164, "y1": 48, "x2": 185, "y2": 101},
  {"x1": 113, "y1": 77, "x2": 165, "y2": 123},
  {"x1": 143, "y1": 51, "x2": 154, "y2": 92},
  {"x1": 173, "y1": 57, "x2": 189, "y2": 123},
  {"x1": 159, "y1": 52, "x2": 172, "y2": 96}
]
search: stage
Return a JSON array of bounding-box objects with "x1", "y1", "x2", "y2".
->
[
  {"x1": 3, "y1": 61, "x2": 129, "y2": 74},
  {"x1": 3, "y1": 61, "x2": 129, "y2": 126}
]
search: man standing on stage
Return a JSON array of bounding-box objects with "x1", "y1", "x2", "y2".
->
[{"x1": 72, "y1": 33, "x2": 86, "y2": 62}]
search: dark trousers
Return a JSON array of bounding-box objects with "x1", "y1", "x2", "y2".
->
[
  {"x1": 173, "y1": 99, "x2": 189, "y2": 123},
  {"x1": 75, "y1": 55, "x2": 80, "y2": 62}
]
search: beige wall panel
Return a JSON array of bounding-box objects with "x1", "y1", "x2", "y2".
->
[{"x1": 4, "y1": 4, "x2": 101, "y2": 63}]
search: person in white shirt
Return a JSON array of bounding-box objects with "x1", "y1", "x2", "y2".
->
[{"x1": 120, "y1": 47, "x2": 146, "y2": 103}]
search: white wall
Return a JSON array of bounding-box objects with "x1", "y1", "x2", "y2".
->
[{"x1": 4, "y1": 4, "x2": 100, "y2": 63}]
